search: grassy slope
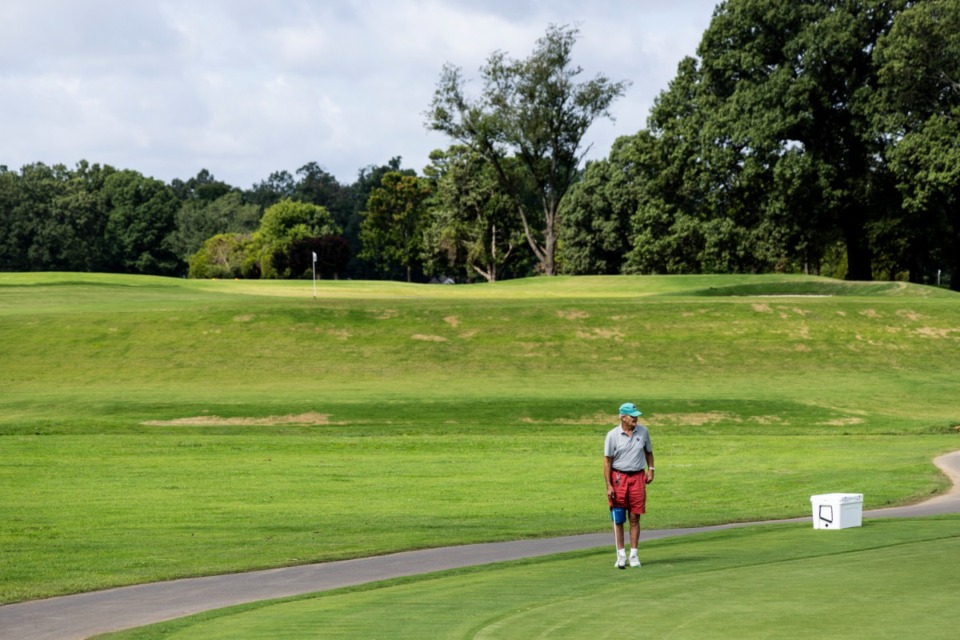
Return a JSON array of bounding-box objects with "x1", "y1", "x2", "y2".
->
[
  {"x1": 1, "y1": 273, "x2": 959, "y2": 603},
  {"x1": 1, "y1": 273, "x2": 957, "y2": 431}
]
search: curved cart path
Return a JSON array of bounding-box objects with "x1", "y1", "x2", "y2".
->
[{"x1": 3, "y1": 451, "x2": 959, "y2": 640}]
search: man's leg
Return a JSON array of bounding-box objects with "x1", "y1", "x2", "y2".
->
[
  {"x1": 628, "y1": 513, "x2": 642, "y2": 567},
  {"x1": 613, "y1": 513, "x2": 627, "y2": 568},
  {"x1": 614, "y1": 522, "x2": 625, "y2": 550},
  {"x1": 627, "y1": 473, "x2": 646, "y2": 567}
]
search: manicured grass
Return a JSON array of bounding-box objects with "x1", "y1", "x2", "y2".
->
[
  {"x1": 1, "y1": 273, "x2": 958, "y2": 605},
  {"x1": 96, "y1": 516, "x2": 960, "y2": 639},
  {"x1": 2, "y1": 273, "x2": 958, "y2": 433},
  {"x1": 3, "y1": 431, "x2": 953, "y2": 604}
]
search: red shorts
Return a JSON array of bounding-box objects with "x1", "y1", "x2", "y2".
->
[{"x1": 608, "y1": 469, "x2": 646, "y2": 515}]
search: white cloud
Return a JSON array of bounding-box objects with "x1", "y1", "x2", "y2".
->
[{"x1": 0, "y1": 0, "x2": 719, "y2": 186}]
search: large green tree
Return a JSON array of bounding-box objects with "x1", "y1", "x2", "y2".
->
[
  {"x1": 359, "y1": 171, "x2": 432, "y2": 282},
  {"x1": 170, "y1": 169, "x2": 233, "y2": 203},
  {"x1": 0, "y1": 162, "x2": 126, "y2": 273},
  {"x1": 337, "y1": 157, "x2": 414, "y2": 279},
  {"x1": 188, "y1": 233, "x2": 259, "y2": 279},
  {"x1": 874, "y1": 0, "x2": 960, "y2": 289},
  {"x1": 427, "y1": 24, "x2": 629, "y2": 276},
  {"x1": 169, "y1": 191, "x2": 261, "y2": 263},
  {"x1": 256, "y1": 198, "x2": 340, "y2": 278},
  {"x1": 699, "y1": 0, "x2": 910, "y2": 280},
  {"x1": 4, "y1": 163, "x2": 68, "y2": 272},
  {"x1": 49, "y1": 161, "x2": 115, "y2": 272},
  {"x1": 621, "y1": 57, "x2": 767, "y2": 275},
  {"x1": 101, "y1": 170, "x2": 181, "y2": 275},
  {"x1": 0, "y1": 167, "x2": 24, "y2": 271},
  {"x1": 293, "y1": 162, "x2": 350, "y2": 214},
  {"x1": 422, "y1": 146, "x2": 527, "y2": 282},
  {"x1": 247, "y1": 170, "x2": 296, "y2": 210},
  {"x1": 621, "y1": 0, "x2": 909, "y2": 280},
  {"x1": 560, "y1": 133, "x2": 660, "y2": 275}
]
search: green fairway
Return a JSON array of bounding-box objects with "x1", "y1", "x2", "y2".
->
[
  {"x1": 1, "y1": 273, "x2": 958, "y2": 605},
  {"x1": 97, "y1": 517, "x2": 960, "y2": 640}
]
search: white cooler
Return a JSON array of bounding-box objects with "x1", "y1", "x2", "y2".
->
[{"x1": 810, "y1": 493, "x2": 863, "y2": 529}]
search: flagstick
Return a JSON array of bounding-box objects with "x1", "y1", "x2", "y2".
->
[{"x1": 312, "y1": 251, "x2": 317, "y2": 300}]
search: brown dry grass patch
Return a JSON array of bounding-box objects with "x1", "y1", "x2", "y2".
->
[
  {"x1": 817, "y1": 417, "x2": 866, "y2": 426},
  {"x1": 914, "y1": 327, "x2": 958, "y2": 339},
  {"x1": 143, "y1": 412, "x2": 336, "y2": 427},
  {"x1": 520, "y1": 411, "x2": 616, "y2": 425},
  {"x1": 647, "y1": 412, "x2": 737, "y2": 426},
  {"x1": 896, "y1": 309, "x2": 924, "y2": 322},
  {"x1": 412, "y1": 334, "x2": 448, "y2": 342},
  {"x1": 575, "y1": 328, "x2": 625, "y2": 341}
]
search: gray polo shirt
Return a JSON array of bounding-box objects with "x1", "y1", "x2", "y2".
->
[{"x1": 604, "y1": 424, "x2": 652, "y2": 472}]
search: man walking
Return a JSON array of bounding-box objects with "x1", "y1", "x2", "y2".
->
[{"x1": 604, "y1": 402, "x2": 655, "y2": 569}]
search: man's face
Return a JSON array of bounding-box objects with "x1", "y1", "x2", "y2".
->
[{"x1": 621, "y1": 414, "x2": 638, "y2": 429}]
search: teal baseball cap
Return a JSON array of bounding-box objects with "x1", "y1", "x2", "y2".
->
[{"x1": 619, "y1": 402, "x2": 642, "y2": 417}]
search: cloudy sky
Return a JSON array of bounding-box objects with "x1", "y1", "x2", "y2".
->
[{"x1": 1, "y1": 0, "x2": 720, "y2": 189}]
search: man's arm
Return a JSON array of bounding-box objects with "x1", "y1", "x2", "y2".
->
[
  {"x1": 604, "y1": 456, "x2": 615, "y2": 500},
  {"x1": 645, "y1": 450, "x2": 655, "y2": 483}
]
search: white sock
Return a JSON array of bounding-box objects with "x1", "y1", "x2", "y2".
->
[
  {"x1": 629, "y1": 549, "x2": 638, "y2": 557},
  {"x1": 617, "y1": 548, "x2": 626, "y2": 556}
]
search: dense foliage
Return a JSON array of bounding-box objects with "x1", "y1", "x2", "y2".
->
[
  {"x1": 1, "y1": 3, "x2": 957, "y2": 288},
  {"x1": 0, "y1": 161, "x2": 391, "y2": 280},
  {"x1": 560, "y1": 0, "x2": 958, "y2": 289}
]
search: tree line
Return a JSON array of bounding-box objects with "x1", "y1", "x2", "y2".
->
[
  {"x1": 0, "y1": 159, "x2": 409, "y2": 281},
  {"x1": 557, "y1": 0, "x2": 958, "y2": 290},
  {"x1": 2, "y1": 1, "x2": 957, "y2": 289}
]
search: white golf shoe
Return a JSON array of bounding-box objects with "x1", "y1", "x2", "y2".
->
[
  {"x1": 615, "y1": 553, "x2": 626, "y2": 569},
  {"x1": 629, "y1": 555, "x2": 641, "y2": 568}
]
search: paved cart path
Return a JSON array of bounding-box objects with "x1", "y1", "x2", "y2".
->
[{"x1": 2, "y1": 451, "x2": 959, "y2": 640}]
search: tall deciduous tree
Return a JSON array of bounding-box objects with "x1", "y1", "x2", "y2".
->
[
  {"x1": 247, "y1": 170, "x2": 296, "y2": 210},
  {"x1": 0, "y1": 166, "x2": 25, "y2": 271},
  {"x1": 874, "y1": 0, "x2": 960, "y2": 289},
  {"x1": 341, "y1": 157, "x2": 413, "y2": 279},
  {"x1": 1, "y1": 162, "x2": 120, "y2": 273},
  {"x1": 696, "y1": 0, "x2": 907, "y2": 280},
  {"x1": 427, "y1": 24, "x2": 629, "y2": 275},
  {"x1": 256, "y1": 198, "x2": 340, "y2": 278},
  {"x1": 188, "y1": 233, "x2": 259, "y2": 279},
  {"x1": 619, "y1": 56, "x2": 767, "y2": 275},
  {"x1": 6, "y1": 163, "x2": 66, "y2": 271},
  {"x1": 622, "y1": 0, "x2": 906, "y2": 280},
  {"x1": 294, "y1": 163, "x2": 347, "y2": 210},
  {"x1": 170, "y1": 169, "x2": 233, "y2": 203},
  {"x1": 52, "y1": 161, "x2": 114, "y2": 272},
  {"x1": 101, "y1": 170, "x2": 181, "y2": 275},
  {"x1": 170, "y1": 191, "x2": 261, "y2": 263},
  {"x1": 422, "y1": 146, "x2": 526, "y2": 282},
  {"x1": 560, "y1": 133, "x2": 660, "y2": 275},
  {"x1": 360, "y1": 171, "x2": 431, "y2": 282}
]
